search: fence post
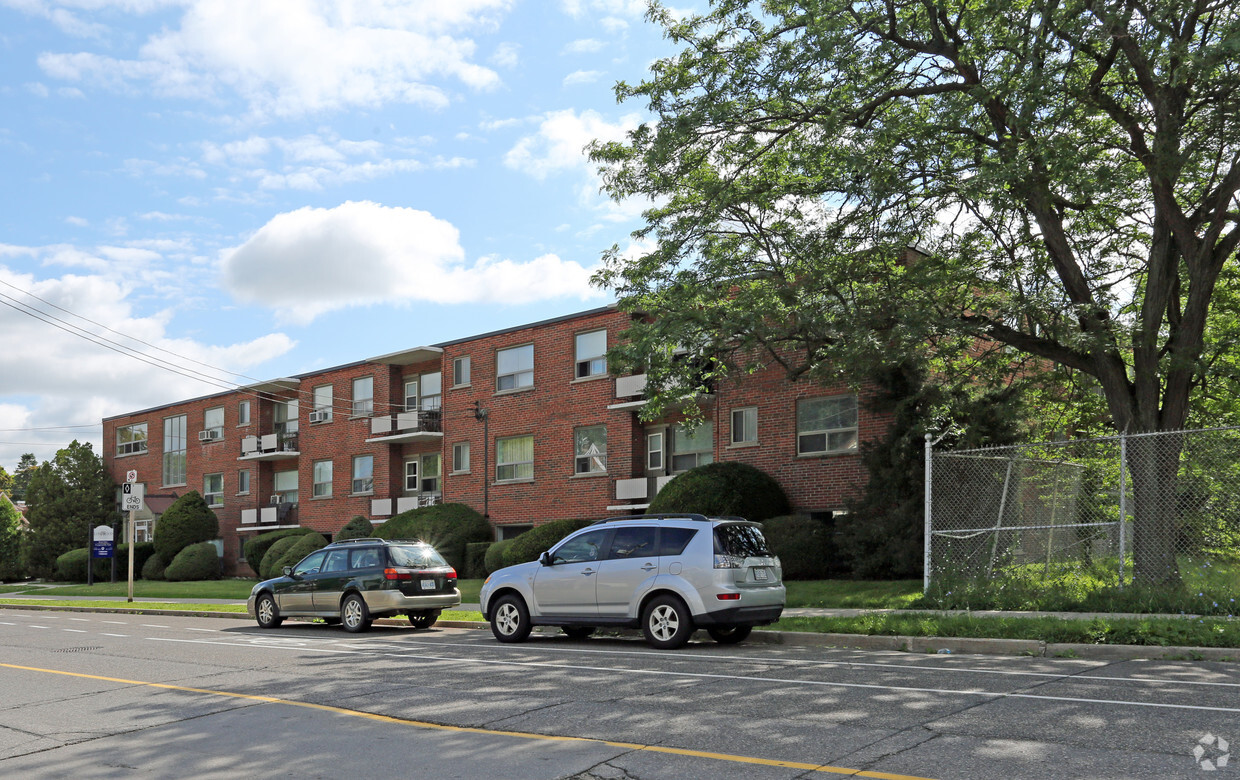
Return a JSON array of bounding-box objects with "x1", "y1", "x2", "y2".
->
[
  {"x1": 1118, "y1": 432, "x2": 1127, "y2": 588},
  {"x1": 924, "y1": 433, "x2": 933, "y2": 592}
]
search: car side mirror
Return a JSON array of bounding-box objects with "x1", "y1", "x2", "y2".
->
[
  {"x1": 539, "y1": 551, "x2": 552, "y2": 566},
  {"x1": 283, "y1": 566, "x2": 295, "y2": 578}
]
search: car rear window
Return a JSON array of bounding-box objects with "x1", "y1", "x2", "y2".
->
[
  {"x1": 658, "y1": 527, "x2": 697, "y2": 556},
  {"x1": 713, "y1": 524, "x2": 771, "y2": 557},
  {"x1": 388, "y1": 544, "x2": 449, "y2": 568}
]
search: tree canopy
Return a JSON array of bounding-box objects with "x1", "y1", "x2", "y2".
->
[{"x1": 22, "y1": 441, "x2": 119, "y2": 579}]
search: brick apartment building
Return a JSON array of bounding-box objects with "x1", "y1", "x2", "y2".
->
[{"x1": 101, "y1": 306, "x2": 885, "y2": 576}]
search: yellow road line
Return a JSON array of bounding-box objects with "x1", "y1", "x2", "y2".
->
[{"x1": 1, "y1": 662, "x2": 936, "y2": 780}]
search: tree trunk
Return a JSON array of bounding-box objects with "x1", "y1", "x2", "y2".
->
[{"x1": 1126, "y1": 432, "x2": 1183, "y2": 586}]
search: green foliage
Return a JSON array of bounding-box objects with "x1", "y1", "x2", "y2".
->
[
  {"x1": 243, "y1": 528, "x2": 313, "y2": 577},
  {"x1": 336, "y1": 515, "x2": 373, "y2": 541},
  {"x1": 505, "y1": 519, "x2": 595, "y2": 566},
  {"x1": 483, "y1": 538, "x2": 515, "y2": 574},
  {"x1": 272, "y1": 532, "x2": 328, "y2": 575},
  {"x1": 0, "y1": 495, "x2": 23, "y2": 581},
  {"x1": 164, "y1": 542, "x2": 221, "y2": 581},
  {"x1": 153, "y1": 491, "x2": 219, "y2": 563},
  {"x1": 465, "y1": 541, "x2": 491, "y2": 579},
  {"x1": 142, "y1": 553, "x2": 167, "y2": 581},
  {"x1": 371, "y1": 503, "x2": 490, "y2": 571},
  {"x1": 12, "y1": 453, "x2": 37, "y2": 503},
  {"x1": 54, "y1": 548, "x2": 92, "y2": 582},
  {"x1": 52, "y1": 543, "x2": 155, "y2": 583},
  {"x1": 22, "y1": 442, "x2": 120, "y2": 579},
  {"x1": 260, "y1": 535, "x2": 304, "y2": 579},
  {"x1": 647, "y1": 462, "x2": 789, "y2": 521},
  {"x1": 120, "y1": 542, "x2": 157, "y2": 580},
  {"x1": 760, "y1": 515, "x2": 839, "y2": 581},
  {"x1": 0, "y1": 466, "x2": 12, "y2": 495}
]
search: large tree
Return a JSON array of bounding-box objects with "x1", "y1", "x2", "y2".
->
[
  {"x1": 593, "y1": 1, "x2": 1240, "y2": 584},
  {"x1": 11, "y1": 453, "x2": 37, "y2": 503},
  {"x1": 22, "y1": 441, "x2": 120, "y2": 579}
]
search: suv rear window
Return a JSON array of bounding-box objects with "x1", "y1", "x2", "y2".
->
[
  {"x1": 388, "y1": 544, "x2": 449, "y2": 568},
  {"x1": 658, "y1": 527, "x2": 697, "y2": 556},
  {"x1": 713, "y1": 524, "x2": 771, "y2": 557}
]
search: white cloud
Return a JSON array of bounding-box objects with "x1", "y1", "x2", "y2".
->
[
  {"x1": 563, "y1": 70, "x2": 603, "y2": 86},
  {"x1": 562, "y1": 38, "x2": 605, "y2": 54},
  {"x1": 490, "y1": 42, "x2": 520, "y2": 68},
  {"x1": 64, "y1": 216, "x2": 88, "y2": 227},
  {"x1": 504, "y1": 108, "x2": 639, "y2": 180},
  {"x1": 560, "y1": 0, "x2": 648, "y2": 17},
  {"x1": 221, "y1": 201, "x2": 603, "y2": 325}
]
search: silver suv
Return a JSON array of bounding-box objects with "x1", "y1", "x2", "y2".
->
[{"x1": 479, "y1": 514, "x2": 784, "y2": 649}]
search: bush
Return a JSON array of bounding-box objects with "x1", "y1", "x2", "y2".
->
[
  {"x1": 647, "y1": 462, "x2": 790, "y2": 521},
  {"x1": 124, "y1": 542, "x2": 158, "y2": 579},
  {"x1": 761, "y1": 515, "x2": 841, "y2": 580},
  {"x1": 465, "y1": 542, "x2": 491, "y2": 579},
  {"x1": 165, "y1": 542, "x2": 221, "y2": 581},
  {"x1": 505, "y1": 518, "x2": 595, "y2": 567},
  {"x1": 271, "y1": 532, "x2": 328, "y2": 575},
  {"x1": 336, "y1": 515, "x2": 373, "y2": 541},
  {"x1": 142, "y1": 553, "x2": 167, "y2": 581},
  {"x1": 484, "y1": 538, "x2": 515, "y2": 574},
  {"x1": 153, "y1": 491, "x2": 219, "y2": 563},
  {"x1": 53, "y1": 548, "x2": 91, "y2": 582},
  {"x1": 260, "y1": 535, "x2": 304, "y2": 579},
  {"x1": 372, "y1": 503, "x2": 490, "y2": 571},
  {"x1": 244, "y1": 528, "x2": 314, "y2": 577},
  {"x1": 54, "y1": 543, "x2": 159, "y2": 582}
]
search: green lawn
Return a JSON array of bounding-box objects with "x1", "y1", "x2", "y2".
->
[
  {"x1": 783, "y1": 579, "x2": 923, "y2": 609},
  {"x1": 1, "y1": 580, "x2": 259, "y2": 599}
]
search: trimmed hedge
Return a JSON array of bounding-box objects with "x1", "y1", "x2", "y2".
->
[
  {"x1": 465, "y1": 541, "x2": 490, "y2": 579},
  {"x1": 142, "y1": 552, "x2": 167, "y2": 581},
  {"x1": 260, "y1": 535, "x2": 304, "y2": 579},
  {"x1": 647, "y1": 462, "x2": 790, "y2": 521},
  {"x1": 336, "y1": 515, "x2": 373, "y2": 541},
  {"x1": 271, "y1": 532, "x2": 328, "y2": 575},
  {"x1": 372, "y1": 503, "x2": 490, "y2": 572},
  {"x1": 153, "y1": 491, "x2": 219, "y2": 563},
  {"x1": 165, "y1": 542, "x2": 221, "y2": 581},
  {"x1": 484, "y1": 538, "x2": 514, "y2": 574},
  {"x1": 504, "y1": 518, "x2": 595, "y2": 567},
  {"x1": 53, "y1": 542, "x2": 159, "y2": 582},
  {"x1": 244, "y1": 528, "x2": 314, "y2": 577},
  {"x1": 53, "y1": 548, "x2": 91, "y2": 582},
  {"x1": 761, "y1": 515, "x2": 840, "y2": 580}
]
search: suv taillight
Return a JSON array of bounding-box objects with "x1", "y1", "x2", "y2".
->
[
  {"x1": 384, "y1": 568, "x2": 413, "y2": 580},
  {"x1": 714, "y1": 554, "x2": 744, "y2": 569}
]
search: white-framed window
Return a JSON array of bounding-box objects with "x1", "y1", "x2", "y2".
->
[
  {"x1": 421, "y1": 454, "x2": 441, "y2": 493},
  {"x1": 403, "y1": 378, "x2": 419, "y2": 411},
  {"x1": 404, "y1": 459, "x2": 419, "y2": 492},
  {"x1": 163, "y1": 415, "x2": 187, "y2": 486},
  {"x1": 312, "y1": 385, "x2": 333, "y2": 423},
  {"x1": 574, "y1": 425, "x2": 607, "y2": 474},
  {"x1": 204, "y1": 473, "x2": 223, "y2": 507},
  {"x1": 274, "y1": 469, "x2": 299, "y2": 504},
  {"x1": 117, "y1": 422, "x2": 148, "y2": 456},
  {"x1": 352, "y1": 455, "x2": 374, "y2": 494},
  {"x1": 496, "y1": 344, "x2": 534, "y2": 391},
  {"x1": 452, "y1": 441, "x2": 470, "y2": 473},
  {"x1": 731, "y1": 407, "x2": 758, "y2": 445},
  {"x1": 646, "y1": 431, "x2": 664, "y2": 471},
  {"x1": 452, "y1": 356, "x2": 471, "y2": 387},
  {"x1": 238, "y1": 400, "x2": 251, "y2": 425},
  {"x1": 203, "y1": 406, "x2": 224, "y2": 439},
  {"x1": 575, "y1": 329, "x2": 607, "y2": 379},
  {"x1": 797, "y1": 395, "x2": 859, "y2": 455},
  {"x1": 313, "y1": 459, "x2": 333, "y2": 498},
  {"x1": 274, "y1": 399, "x2": 298, "y2": 435},
  {"x1": 497, "y1": 434, "x2": 534, "y2": 481},
  {"x1": 421, "y1": 372, "x2": 442, "y2": 411},
  {"x1": 352, "y1": 376, "x2": 374, "y2": 416},
  {"x1": 671, "y1": 423, "x2": 714, "y2": 473},
  {"x1": 237, "y1": 469, "x2": 251, "y2": 495}
]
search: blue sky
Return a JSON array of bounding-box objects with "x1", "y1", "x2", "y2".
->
[{"x1": 0, "y1": 0, "x2": 688, "y2": 468}]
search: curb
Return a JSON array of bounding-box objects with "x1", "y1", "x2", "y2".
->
[{"x1": 2, "y1": 603, "x2": 1236, "y2": 662}]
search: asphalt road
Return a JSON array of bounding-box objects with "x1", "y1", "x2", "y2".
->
[{"x1": 1, "y1": 607, "x2": 1237, "y2": 779}]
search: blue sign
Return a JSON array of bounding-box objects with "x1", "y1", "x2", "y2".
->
[{"x1": 92, "y1": 541, "x2": 114, "y2": 558}]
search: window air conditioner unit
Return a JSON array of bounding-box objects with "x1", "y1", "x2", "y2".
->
[
  {"x1": 308, "y1": 410, "x2": 329, "y2": 424},
  {"x1": 270, "y1": 494, "x2": 282, "y2": 505},
  {"x1": 198, "y1": 429, "x2": 219, "y2": 442}
]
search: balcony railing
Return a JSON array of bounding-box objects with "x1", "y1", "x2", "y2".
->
[
  {"x1": 371, "y1": 493, "x2": 442, "y2": 518},
  {"x1": 239, "y1": 432, "x2": 299, "y2": 460},
  {"x1": 366, "y1": 409, "x2": 443, "y2": 443},
  {"x1": 240, "y1": 502, "x2": 298, "y2": 526},
  {"x1": 611, "y1": 475, "x2": 674, "y2": 509}
]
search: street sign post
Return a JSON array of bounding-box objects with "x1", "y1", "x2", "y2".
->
[{"x1": 121, "y1": 479, "x2": 143, "y2": 602}]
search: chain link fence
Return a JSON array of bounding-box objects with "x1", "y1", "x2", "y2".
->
[{"x1": 926, "y1": 427, "x2": 1240, "y2": 591}]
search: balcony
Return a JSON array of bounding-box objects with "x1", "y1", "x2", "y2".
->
[
  {"x1": 370, "y1": 493, "x2": 442, "y2": 518},
  {"x1": 607, "y1": 374, "x2": 648, "y2": 410},
  {"x1": 607, "y1": 475, "x2": 675, "y2": 511},
  {"x1": 240, "y1": 502, "x2": 298, "y2": 526},
  {"x1": 238, "y1": 431, "x2": 300, "y2": 461},
  {"x1": 365, "y1": 409, "x2": 443, "y2": 444}
]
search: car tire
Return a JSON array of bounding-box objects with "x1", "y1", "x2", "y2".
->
[
  {"x1": 254, "y1": 593, "x2": 283, "y2": 629},
  {"x1": 490, "y1": 594, "x2": 532, "y2": 643},
  {"x1": 562, "y1": 626, "x2": 595, "y2": 640},
  {"x1": 341, "y1": 593, "x2": 372, "y2": 633},
  {"x1": 706, "y1": 625, "x2": 752, "y2": 644},
  {"x1": 642, "y1": 594, "x2": 693, "y2": 649},
  {"x1": 407, "y1": 610, "x2": 439, "y2": 629}
]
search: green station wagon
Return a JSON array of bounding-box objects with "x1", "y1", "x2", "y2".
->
[{"x1": 247, "y1": 538, "x2": 461, "y2": 633}]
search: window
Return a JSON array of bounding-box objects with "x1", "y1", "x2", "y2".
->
[
  {"x1": 453, "y1": 356, "x2": 471, "y2": 387},
  {"x1": 646, "y1": 431, "x2": 663, "y2": 471},
  {"x1": 731, "y1": 407, "x2": 758, "y2": 445},
  {"x1": 497, "y1": 434, "x2": 534, "y2": 481},
  {"x1": 238, "y1": 469, "x2": 251, "y2": 495},
  {"x1": 496, "y1": 344, "x2": 534, "y2": 391},
  {"x1": 312, "y1": 385, "x2": 333, "y2": 422},
  {"x1": 352, "y1": 455, "x2": 374, "y2": 494},
  {"x1": 117, "y1": 423, "x2": 147, "y2": 456},
  {"x1": 671, "y1": 423, "x2": 713, "y2": 472},
  {"x1": 574, "y1": 425, "x2": 607, "y2": 474},
  {"x1": 274, "y1": 399, "x2": 298, "y2": 435},
  {"x1": 421, "y1": 454, "x2": 441, "y2": 493},
  {"x1": 452, "y1": 441, "x2": 470, "y2": 473},
  {"x1": 575, "y1": 329, "x2": 607, "y2": 378},
  {"x1": 404, "y1": 459, "x2": 419, "y2": 492},
  {"x1": 550, "y1": 529, "x2": 608, "y2": 564},
  {"x1": 204, "y1": 473, "x2": 223, "y2": 507},
  {"x1": 403, "y1": 378, "x2": 419, "y2": 411},
  {"x1": 322, "y1": 549, "x2": 349, "y2": 573},
  {"x1": 203, "y1": 407, "x2": 224, "y2": 439},
  {"x1": 797, "y1": 395, "x2": 859, "y2": 455},
  {"x1": 274, "y1": 470, "x2": 299, "y2": 504},
  {"x1": 606, "y1": 526, "x2": 656, "y2": 559},
  {"x1": 658, "y1": 527, "x2": 698, "y2": 556},
  {"x1": 238, "y1": 400, "x2": 251, "y2": 425},
  {"x1": 421, "y1": 372, "x2": 442, "y2": 411},
  {"x1": 292, "y1": 551, "x2": 326, "y2": 577},
  {"x1": 163, "y1": 415, "x2": 187, "y2": 486},
  {"x1": 352, "y1": 376, "x2": 374, "y2": 416},
  {"x1": 313, "y1": 460, "x2": 333, "y2": 498}
]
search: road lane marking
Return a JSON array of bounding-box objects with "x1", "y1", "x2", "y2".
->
[
  {"x1": 68, "y1": 618, "x2": 90, "y2": 622},
  {"x1": 101, "y1": 633, "x2": 128, "y2": 637},
  {"x1": 141, "y1": 624, "x2": 169, "y2": 628},
  {"x1": 0, "y1": 662, "x2": 935, "y2": 780},
  {"x1": 103, "y1": 621, "x2": 128, "y2": 625},
  {"x1": 185, "y1": 628, "x2": 216, "y2": 632},
  {"x1": 63, "y1": 629, "x2": 86, "y2": 633}
]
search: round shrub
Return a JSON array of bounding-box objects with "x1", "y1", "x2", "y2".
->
[
  {"x1": 165, "y1": 542, "x2": 221, "y2": 581},
  {"x1": 505, "y1": 518, "x2": 595, "y2": 567},
  {"x1": 465, "y1": 541, "x2": 491, "y2": 579},
  {"x1": 54, "y1": 548, "x2": 91, "y2": 582},
  {"x1": 761, "y1": 515, "x2": 839, "y2": 580},
  {"x1": 647, "y1": 462, "x2": 790, "y2": 521},
  {"x1": 260, "y1": 535, "x2": 303, "y2": 579},
  {"x1": 372, "y1": 503, "x2": 490, "y2": 571},
  {"x1": 272, "y1": 532, "x2": 328, "y2": 575},
  {"x1": 336, "y1": 515, "x2": 373, "y2": 541},
  {"x1": 142, "y1": 552, "x2": 167, "y2": 581},
  {"x1": 153, "y1": 491, "x2": 219, "y2": 563},
  {"x1": 484, "y1": 538, "x2": 514, "y2": 574},
  {"x1": 244, "y1": 528, "x2": 314, "y2": 577}
]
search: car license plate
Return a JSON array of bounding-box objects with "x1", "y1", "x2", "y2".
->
[
  {"x1": 753, "y1": 568, "x2": 768, "y2": 582},
  {"x1": 420, "y1": 579, "x2": 437, "y2": 590}
]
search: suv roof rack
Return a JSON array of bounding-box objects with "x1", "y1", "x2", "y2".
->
[
  {"x1": 591, "y1": 513, "x2": 713, "y2": 525},
  {"x1": 327, "y1": 538, "x2": 383, "y2": 545}
]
